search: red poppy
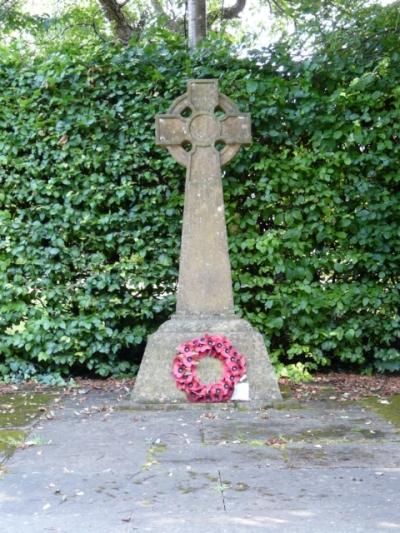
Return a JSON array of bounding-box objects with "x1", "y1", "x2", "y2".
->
[{"x1": 172, "y1": 334, "x2": 246, "y2": 403}]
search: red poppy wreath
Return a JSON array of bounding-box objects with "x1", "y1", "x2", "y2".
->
[{"x1": 172, "y1": 334, "x2": 246, "y2": 403}]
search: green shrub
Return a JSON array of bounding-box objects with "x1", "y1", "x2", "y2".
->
[{"x1": 0, "y1": 5, "x2": 399, "y2": 379}]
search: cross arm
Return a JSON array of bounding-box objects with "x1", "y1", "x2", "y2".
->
[
  {"x1": 156, "y1": 114, "x2": 189, "y2": 147},
  {"x1": 188, "y1": 79, "x2": 219, "y2": 113},
  {"x1": 155, "y1": 114, "x2": 191, "y2": 167},
  {"x1": 220, "y1": 113, "x2": 252, "y2": 145}
]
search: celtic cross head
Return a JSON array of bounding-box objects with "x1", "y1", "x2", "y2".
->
[{"x1": 155, "y1": 79, "x2": 251, "y2": 167}]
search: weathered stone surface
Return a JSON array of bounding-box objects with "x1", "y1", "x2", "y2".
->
[
  {"x1": 156, "y1": 79, "x2": 251, "y2": 314},
  {"x1": 2, "y1": 391, "x2": 400, "y2": 533},
  {"x1": 132, "y1": 79, "x2": 281, "y2": 404},
  {"x1": 132, "y1": 315, "x2": 281, "y2": 405}
]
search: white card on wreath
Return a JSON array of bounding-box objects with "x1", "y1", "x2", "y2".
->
[{"x1": 231, "y1": 382, "x2": 249, "y2": 401}]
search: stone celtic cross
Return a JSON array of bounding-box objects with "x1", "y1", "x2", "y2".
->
[
  {"x1": 156, "y1": 79, "x2": 251, "y2": 316},
  {"x1": 132, "y1": 79, "x2": 281, "y2": 405}
]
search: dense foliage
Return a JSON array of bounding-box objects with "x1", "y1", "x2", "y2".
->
[{"x1": 0, "y1": 2, "x2": 399, "y2": 381}]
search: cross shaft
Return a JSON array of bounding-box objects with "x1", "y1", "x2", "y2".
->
[{"x1": 155, "y1": 79, "x2": 251, "y2": 315}]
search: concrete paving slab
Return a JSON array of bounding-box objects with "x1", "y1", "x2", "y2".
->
[{"x1": 1, "y1": 389, "x2": 400, "y2": 532}]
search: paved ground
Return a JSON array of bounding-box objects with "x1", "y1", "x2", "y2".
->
[{"x1": 1, "y1": 388, "x2": 400, "y2": 532}]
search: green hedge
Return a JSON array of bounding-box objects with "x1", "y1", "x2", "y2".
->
[{"x1": 0, "y1": 18, "x2": 399, "y2": 380}]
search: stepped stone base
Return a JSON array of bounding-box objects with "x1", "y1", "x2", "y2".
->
[{"x1": 131, "y1": 314, "x2": 282, "y2": 406}]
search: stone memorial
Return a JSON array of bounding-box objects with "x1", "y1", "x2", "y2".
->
[{"x1": 131, "y1": 79, "x2": 281, "y2": 405}]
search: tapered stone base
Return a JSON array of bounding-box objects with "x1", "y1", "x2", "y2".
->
[{"x1": 131, "y1": 314, "x2": 282, "y2": 406}]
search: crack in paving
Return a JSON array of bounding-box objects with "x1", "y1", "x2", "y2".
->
[{"x1": 217, "y1": 469, "x2": 227, "y2": 512}]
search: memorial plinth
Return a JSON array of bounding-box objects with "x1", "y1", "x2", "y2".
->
[{"x1": 131, "y1": 79, "x2": 281, "y2": 406}]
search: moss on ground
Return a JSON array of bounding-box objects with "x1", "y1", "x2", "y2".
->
[
  {"x1": 0, "y1": 393, "x2": 54, "y2": 428},
  {"x1": 143, "y1": 443, "x2": 167, "y2": 470},
  {"x1": 362, "y1": 395, "x2": 400, "y2": 430},
  {"x1": 0, "y1": 391, "x2": 55, "y2": 460},
  {"x1": 0, "y1": 429, "x2": 27, "y2": 457}
]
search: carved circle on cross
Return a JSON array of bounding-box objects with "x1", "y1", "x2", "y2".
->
[
  {"x1": 188, "y1": 113, "x2": 221, "y2": 146},
  {"x1": 167, "y1": 93, "x2": 244, "y2": 167}
]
